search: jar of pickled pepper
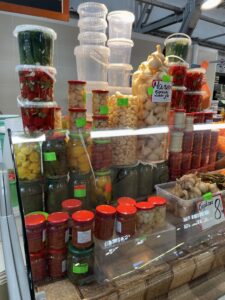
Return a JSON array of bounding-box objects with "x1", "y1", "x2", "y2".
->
[
  {"x1": 94, "y1": 205, "x2": 116, "y2": 240},
  {"x1": 25, "y1": 214, "x2": 46, "y2": 253},
  {"x1": 94, "y1": 170, "x2": 112, "y2": 205}
]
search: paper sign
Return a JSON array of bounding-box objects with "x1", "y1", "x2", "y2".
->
[
  {"x1": 100, "y1": 105, "x2": 109, "y2": 115},
  {"x1": 117, "y1": 98, "x2": 128, "y2": 106},
  {"x1": 44, "y1": 152, "x2": 56, "y2": 161},
  {"x1": 152, "y1": 80, "x2": 172, "y2": 103},
  {"x1": 76, "y1": 117, "x2": 86, "y2": 128}
]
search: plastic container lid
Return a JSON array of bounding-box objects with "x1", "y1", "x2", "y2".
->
[
  {"x1": 68, "y1": 242, "x2": 94, "y2": 257},
  {"x1": 25, "y1": 214, "x2": 46, "y2": 227},
  {"x1": 187, "y1": 67, "x2": 206, "y2": 74},
  {"x1": 48, "y1": 248, "x2": 67, "y2": 255},
  {"x1": 164, "y1": 33, "x2": 192, "y2": 46},
  {"x1": 62, "y1": 199, "x2": 82, "y2": 210},
  {"x1": 96, "y1": 205, "x2": 116, "y2": 216},
  {"x1": 78, "y1": 2, "x2": 108, "y2": 18},
  {"x1": 95, "y1": 170, "x2": 111, "y2": 176},
  {"x1": 27, "y1": 211, "x2": 49, "y2": 220},
  {"x1": 148, "y1": 196, "x2": 167, "y2": 206},
  {"x1": 78, "y1": 32, "x2": 107, "y2": 44},
  {"x1": 68, "y1": 108, "x2": 86, "y2": 112},
  {"x1": 68, "y1": 80, "x2": 86, "y2": 85},
  {"x1": 107, "y1": 11, "x2": 135, "y2": 23},
  {"x1": 167, "y1": 61, "x2": 189, "y2": 68},
  {"x1": 172, "y1": 86, "x2": 187, "y2": 91},
  {"x1": 13, "y1": 24, "x2": 57, "y2": 40},
  {"x1": 72, "y1": 210, "x2": 94, "y2": 223},
  {"x1": 107, "y1": 38, "x2": 134, "y2": 47},
  {"x1": 17, "y1": 96, "x2": 57, "y2": 108},
  {"x1": 135, "y1": 201, "x2": 155, "y2": 210},
  {"x1": 78, "y1": 17, "x2": 107, "y2": 30},
  {"x1": 15, "y1": 65, "x2": 57, "y2": 81},
  {"x1": 117, "y1": 197, "x2": 136, "y2": 206},
  {"x1": 116, "y1": 205, "x2": 137, "y2": 216},
  {"x1": 47, "y1": 212, "x2": 69, "y2": 224},
  {"x1": 108, "y1": 64, "x2": 133, "y2": 71}
]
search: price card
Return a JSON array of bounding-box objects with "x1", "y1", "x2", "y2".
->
[
  {"x1": 44, "y1": 152, "x2": 56, "y2": 161},
  {"x1": 74, "y1": 184, "x2": 86, "y2": 197},
  {"x1": 196, "y1": 192, "x2": 225, "y2": 230},
  {"x1": 151, "y1": 80, "x2": 172, "y2": 103}
]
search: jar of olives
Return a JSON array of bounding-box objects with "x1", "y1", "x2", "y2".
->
[
  {"x1": 94, "y1": 170, "x2": 112, "y2": 206},
  {"x1": 19, "y1": 180, "x2": 43, "y2": 214}
]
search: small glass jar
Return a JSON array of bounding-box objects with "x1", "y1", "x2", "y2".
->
[
  {"x1": 116, "y1": 205, "x2": 137, "y2": 237},
  {"x1": 28, "y1": 211, "x2": 49, "y2": 220},
  {"x1": 92, "y1": 90, "x2": 109, "y2": 115},
  {"x1": 148, "y1": 196, "x2": 166, "y2": 228},
  {"x1": 30, "y1": 250, "x2": 47, "y2": 282},
  {"x1": 54, "y1": 106, "x2": 62, "y2": 129},
  {"x1": 68, "y1": 80, "x2": 86, "y2": 109},
  {"x1": 153, "y1": 161, "x2": 169, "y2": 186},
  {"x1": 25, "y1": 214, "x2": 46, "y2": 253},
  {"x1": 92, "y1": 139, "x2": 112, "y2": 171},
  {"x1": 67, "y1": 242, "x2": 94, "y2": 286},
  {"x1": 47, "y1": 212, "x2": 69, "y2": 249},
  {"x1": 136, "y1": 201, "x2": 155, "y2": 234},
  {"x1": 72, "y1": 210, "x2": 94, "y2": 249},
  {"x1": 182, "y1": 131, "x2": 194, "y2": 153},
  {"x1": 138, "y1": 163, "x2": 154, "y2": 198},
  {"x1": 94, "y1": 170, "x2": 112, "y2": 205},
  {"x1": 45, "y1": 175, "x2": 68, "y2": 213},
  {"x1": 67, "y1": 133, "x2": 92, "y2": 174},
  {"x1": 117, "y1": 197, "x2": 136, "y2": 207},
  {"x1": 94, "y1": 205, "x2": 116, "y2": 240},
  {"x1": 92, "y1": 115, "x2": 109, "y2": 129},
  {"x1": 48, "y1": 248, "x2": 67, "y2": 279},
  {"x1": 42, "y1": 132, "x2": 68, "y2": 178},
  {"x1": 19, "y1": 180, "x2": 43, "y2": 214},
  {"x1": 68, "y1": 108, "x2": 87, "y2": 130}
]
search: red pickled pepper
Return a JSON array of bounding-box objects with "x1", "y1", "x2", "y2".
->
[
  {"x1": 185, "y1": 69, "x2": 205, "y2": 91},
  {"x1": 168, "y1": 64, "x2": 187, "y2": 86}
]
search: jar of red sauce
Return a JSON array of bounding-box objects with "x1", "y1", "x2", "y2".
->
[
  {"x1": 25, "y1": 214, "x2": 46, "y2": 253},
  {"x1": 94, "y1": 205, "x2": 116, "y2": 240},
  {"x1": 210, "y1": 130, "x2": 219, "y2": 150},
  {"x1": 47, "y1": 212, "x2": 69, "y2": 250},
  {"x1": 72, "y1": 210, "x2": 94, "y2": 249},
  {"x1": 117, "y1": 197, "x2": 136, "y2": 207},
  {"x1": 48, "y1": 248, "x2": 67, "y2": 279},
  {"x1": 170, "y1": 169, "x2": 181, "y2": 181},
  {"x1": 30, "y1": 250, "x2": 47, "y2": 282},
  {"x1": 181, "y1": 152, "x2": 192, "y2": 170},
  {"x1": 202, "y1": 130, "x2": 211, "y2": 151},
  {"x1": 116, "y1": 205, "x2": 136, "y2": 237},
  {"x1": 192, "y1": 131, "x2": 203, "y2": 153},
  {"x1": 191, "y1": 153, "x2": 201, "y2": 169}
]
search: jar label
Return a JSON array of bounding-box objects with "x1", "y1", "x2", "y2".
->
[
  {"x1": 117, "y1": 98, "x2": 128, "y2": 107},
  {"x1": 74, "y1": 185, "x2": 86, "y2": 197},
  {"x1": 76, "y1": 117, "x2": 86, "y2": 128},
  {"x1": 105, "y1": 183, "x2": 112, "y2": 193},
  {"x1": 44, "y1": 152, "x2": 56, "y2": 161},
  {"x1": 116, "y1": 221, "x2": 122, "y2": 233},
  {"x1": 73, "y1": 263, "x2": 88, "y2": 274},
  {"x1": 42, "y1": 229, "x2": 46, "y2": 242},
  {"x1": 65, "y1": 229, "x2": 69, "y2": 243},
  {"x1": 62, "y1": 260, "x2": 67, "y2": 273},
  {"x1": 100, "y1": 105, "x2": 108, "y2": 115},
  {"x1": 77, "y1": 230, "x2": 91, "y2": 244}
]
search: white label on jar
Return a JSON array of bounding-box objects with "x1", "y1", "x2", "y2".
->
[
  {"x1": 65, "y1": 229, "x2": 69, "y2": 243},
  {"x1": 152, "y1": 80, "x2": 172, "y2": 103},
  {"x1": 42, "y1": 229, "x2": 46, "y2": 242},
  {"x1": 62, "y1": 260, "x2": 67, "y2": 273},
  {"x1": 77, "y1": 230, "x2": 91, "y2": 244},
  {"x1": 116, "y1": 221, "x2": 122, "y2": 233}
]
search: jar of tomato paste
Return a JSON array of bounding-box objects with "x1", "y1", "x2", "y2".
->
[
  {"x1": 94, "y1": 205, "x2": 116, "y2": 240},
  {"x1": 48, "y1": 248, "x2": 67, "y2": 279},
  {"x1": 47, "y1": 212, "x2": 69, "y2": 249},
  {"x1": 25, "y1": 214, "x2": 46, "y2": 253},
  {"x1": 116, "y1": 205, "x2": 136, "y2": 237}
]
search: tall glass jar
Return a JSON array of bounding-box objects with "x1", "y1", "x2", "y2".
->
[
  {"x1": 94, "y1": 205, "x2": 116, "y2": 240},
  {"x1": 112, "y1": 136, "x2": 137, "y2": 166},
  {"x1": 45, "y1": 175, "x2": 68, "y2": 213},
  {"x1": 19, "y1": 180, "x2": 43, "y2": 214},
  {"x1": 30, "y1": 250, "x2": 47, "y2": 282},
  {"x1": 116, "y1": 205, "x2": 137, "y2": 237},
  {"x1": 48, "y1": 248, "x2": 67, "y2": 279},
  {"x1": 92, "y1": 90, "x2": 109, "y2": 115},
  {"x1": 25, "y1": 214, "x2": 46, "y2": 253},
  {"x1": 68, "y1": 80, "x2": 86, "y2": 109},
  {"x1": 137, "y1": 163, "x2": 154, "y2": 198},
  {"x1": 47, "y1": 212, "x2": 69, "y2": 249},
  {"x1": 94, "y1": 170, "x2": 112, "y2": 206}
]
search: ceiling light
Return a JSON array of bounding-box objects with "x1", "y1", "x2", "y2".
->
[{"x1": 201, "y1": 0, "x2": 223, "y2": 10}]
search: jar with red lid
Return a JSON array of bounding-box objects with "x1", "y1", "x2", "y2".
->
[
  {"x1": 182, "y1": 131, "x2": 194, "y2": 153},
  {"x1": 117, "y1": 197, "x2": 136, "y2": 207},
  {"x1": 173, "y1": 109, "x2": 186, "y2": 130},
  {"x1": 92, "y1": 115, "x2": 109, "y2": 129},
  {"x1": 169, "y1": 151, "x2": 182, "y2": 170},
  {"x1": 62, "y1": 199, "x2": 82, "y2": 233},
  {"x1": 148, "y1": 196, "x2": 166, "y2": 228},
  {"x1": 94, "y1": 205, "x2": 116, "y2": 240},
  {"x1": 171, "y1": 87, "x2": 186, "y2": 109},
  {"x1": 204, "y1": 112, "x2": 213, "y2": 123},
  {"x1": 92, "y1": 90, "x2": 109, "y2": 115},
  {"x1": 25, "y1": 214, "x2": 46, "y2": 253},
  {"x1": 168, "y1": 62, "x2": 189, "y2": 86},
  {"x1": 68, "y1": 108, "x2": 86, "y2": 131},
  {"x1": 48, "y1": 248, "x2": 67, "y2": 279},
  {"x1": 184, "y1": 92, "x2": 204, "y2": 112},
  {"x1": 68, "y1": 80, "x2": 86, "y2": 109},
  {"x1": 92, "y1": 139, "x2": 112, "y2": 171},
  {"x1": 191, "y1": 153, "x2": 201, "y2": 169},
  {"x1": 135, "y1": 202, "x2": 155, "y2": 234},
  {"x1": 181, "y1": 152, "x2": 192, "y2": 170},
  {"x1": 72, "y1": 210, "x2": 94, "y2": 249},
  {"x1": 194, "y1": 112, "x2": 205, "y2": 124},
  {"x1": 116, "y1": 205, "x2": 136, "y2": 237},
  {"x1": 30, "y1": 250, "x2": 47, "y2": 282},
  {"x1": 47, "y1": 212, "x2": 69, "y2": 249}
]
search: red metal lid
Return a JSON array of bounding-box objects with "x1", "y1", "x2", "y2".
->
[
  {"x1": 148, "y1": 196, "x2": 167, "y2": 206},
  {"x1": 92, "y1": 115, "x2": 109, "y2": 120},
  {"x1": 25, "y1": 214, "x2": 46, "y2": 227},
  {"x1": 135, "y1": 201, "x2": 155, "y2": 210},
  {"x1": 68, "y1": 80, "x2": 86, "y2": 85},
  {"x1": 48, "y1": 247, "x2": 67, "y2": 255},
  {"x1": 92, "y1": 90, "x2": 109, "y2": 94},
  {"x1": 174, "y1": 109, "x2": 186, "y2": 112},
  {"x1": 117, "y1": 197, "x2": 136, "y2": 206},
  {"x1": 72, "y1": 210, "x2": 94, "y2": 223},
  {"x1": 68, "y1": 108, "x2": 86, "y2": 112},
  {"x1": 96, "y1": 205, "x2": 116, "y2": 216},
  {"x1": 30, "y1": 250, "x2": 46, "y2": 259},
  {"x1": 116, "y1": 205, "x2": 137, "y2": 216},
  {"x1": 62, "y1": 199, "x2": 82, "y2": 210},
  {"x1": 47, "y1": 212, "x2": 69, "y2": 224}
]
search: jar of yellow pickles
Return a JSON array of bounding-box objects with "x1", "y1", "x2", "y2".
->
[
  {"x1": 14, "y1": 142, "x2": 41, "y2": 180},
  {"x1": 94, "y1": 170, "x2": 112, "y2": 206},
  {"x1": 67, "y1": 133, "x2": 92, "y2": 175}
]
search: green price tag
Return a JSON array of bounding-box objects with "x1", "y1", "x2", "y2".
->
[
  {"x1": 74, "y1": 186, "x2": 86, "y2": 197},
  {"x1": 100, "y1": 105, "x2": 108, "y2": 115},
  {"x1": 117, "y1": 98, "x2": 128, "y2": 107},
  {"x1": 44, "y1": 152, "x2": 56, "y2": 161},
  {"x1": 147, "y1": 87, "x2": 154, "y2": 95},
  {"x1": 203, "y1": 192, "x2": 213, "y2": 201},
  {"x1": 73, "y1": 263, "x2": 88, "y2": 274},
  {"x1": 83, "y1": 92, "x2": 86, "y2": 103},
  {"x1": 76, "y1": 117, "x2": 86, "y2": 128},
  {"x1": 162, "y1": 74, "x2": 171, "y2": 83}
]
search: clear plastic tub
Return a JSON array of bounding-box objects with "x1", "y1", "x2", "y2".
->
[
  {"x1": 185, "y1": 68, "x2": 206, "y2": 91},
  {"x1": 74, "y1": 46, "x2": 110, "y2": 82},
  {"x1": 171, "y1": 86, "x2": 186, "y2": 109},
  {"x1": 108, "y1": 38, "x2": 134, "y2": 64},
  {"x1": 77, "y1": 2, "x2": 108, "y2": 18},
  {"x1": 107, "y1": 11, "x2": 135, "y2": 39},
  {"x1": 184, "y1": 91, "x2": 205, "y2": 113},
  {"x1": 78, "y1": 32, "x2": 107, "y2": 46},
  {"x1": 108, "y1": 64, "x2": 133, "y2": 87},
  {"x1": 168, "y1": 61, "x2": 189, "y2": 86},
  {"x1": 164, "y1": 33, "x2": 192, "y2": 62},
  {"x1": 78, "y1": 17, "x2": 107, "y2": 33}
]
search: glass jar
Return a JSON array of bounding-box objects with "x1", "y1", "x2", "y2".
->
[
  {"x1": 67, "y1": 133, "x2": 92, "y2": 174},
  {"x1": 92, "y1": 139, "x2": 112, "y2": 171},
  {"x1": 181, "y1": 152, "x2": 192, "y2": 171},
  {"x1": 28, "y1": 211, "x2": 49, "y2": 220},
  {"x1": 148, "y1": 196, "x2": 166, "y2": 228},
  {"x1": 54, "y1": 106, "x2": 62, "y2": 129},
  {"x1": 111, "y1": 164, "x2": 138, "y2": 200},
  {"x1": 62, "y1": 199, "x2": 82, "y2": 233},
  {"x1": 72, "y1": 210, "x2": 94, "y2": 249},
  {"x1": 42, "y1": 132, "x2": 68, "y2": 178},
  {"x1": 202, "y1": 130, "x2": 211, "y2": 151},
  {"x1": 68, "y1": 80, "x2": 86, "y2": 109},
  {"x1": 136, "y1": 202, "x2": 155, "y2": 234},
  {"x1": 19, "y1": 180, "x2": 43, "y2": 214},
  {"x1": 112, "y1": 136, "x2": 137, "y2": 166},
  {"x1": 137, "y1": 163, "x2": 154, "y2": 198},
  {"x1": 94, "y1": 205, "x2": 116, "y2": 240},
  {"x1": 92, "y1": 90, "x2": 109, "y2": 115},
  {"x1": 14, "y1": 142, "x2": 41, "y2": 181},
  {"x1": 191, "y1": 153, "x2": 201, "y2": 170},
  {"x1": 94, "y1": 170, "x2": 112, "y2": 205},
  {"x1": 210, "y1": 130, "x2": 219, "y2": 150},
  {"x1": 153, "y1": 161, "x2": 169, "y2": 187},
  {"x1": 48, "y1": 248, "x2": 67, "y2": 279},
  {"x1": 184, "y1": 92, "x2": 204, "y2": 113},
  {"x1": 116, "y1": 205, "x2": 137, "y2": 237},
  {"x1": 68, "y1": 108, "x2": 86, "y2": 130},
  {"x1": 117, "y1": 197, "x2": 136, "y2": 207},
  {"x1": 67, "y1": 242, "x2": 94, "y2": 286},
  {"x1": 45, "y1": 175, "x2": 68, "y2": 213},
  {"x1": 92, "y1": 115, "x2": 109, "y2": 129},
  {"x1": 169, "y1": 151, "x2": 182, "y2": 170},
  {"x1": 30, "y1": 250, "x2": 47, "y2": 282},
  {"x1": 47, "y1": 212, "x2": 69, "y2": 249},
  {"x1": 25, "y1": 214, "x2": 46, "y2": 253}
]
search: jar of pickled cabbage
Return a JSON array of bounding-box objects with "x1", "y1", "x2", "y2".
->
[{"x1": 94, "y1": 170, "x2": 112, "y2": 205}]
